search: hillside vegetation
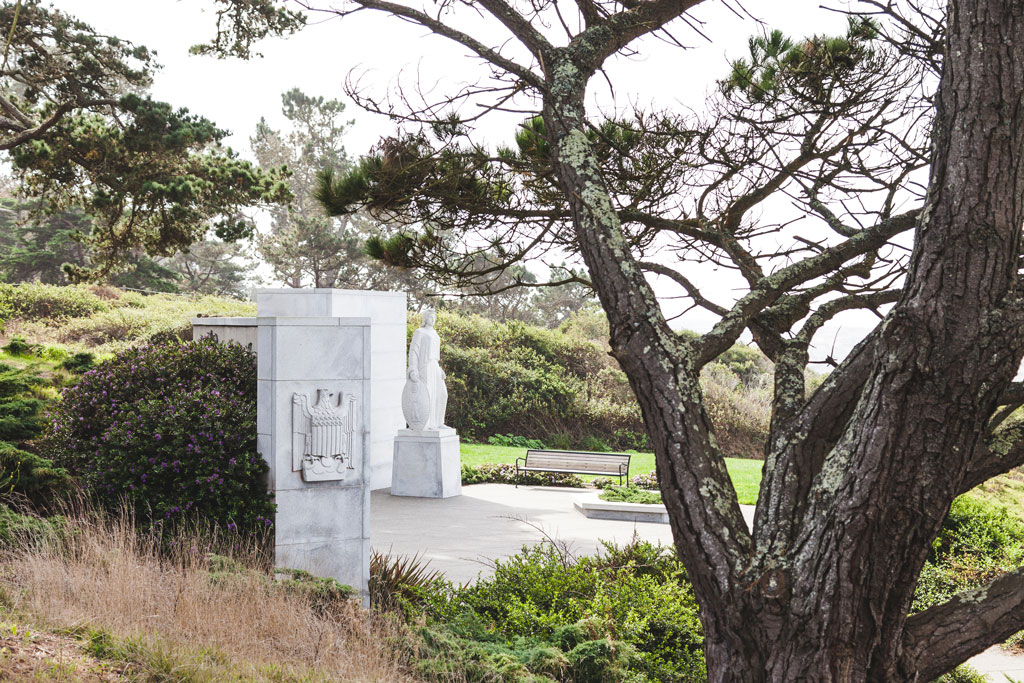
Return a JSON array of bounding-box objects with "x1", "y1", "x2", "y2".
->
[
  {"x1": 426, "y1": 309, "x2": 770, "y2": 454},
  {"x1": 0, "y1": 283, "x2": 255, "y2": 355},
  {"x1": 0, "y1": 284, "x2": 772, "y2": 456}
]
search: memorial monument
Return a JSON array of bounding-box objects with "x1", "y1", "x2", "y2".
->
[
  {"x1": 391, "y1": 308, "x2": 462, "y2": 498},
  {"x1": 192, "y1": 288, "x2": 408, "y2": 604}
]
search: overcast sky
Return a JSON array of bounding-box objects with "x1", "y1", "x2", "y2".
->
[
  {"x1": 55, "y1": 1, "x2": 877, "y2": 360},
  {"x1": 60, "y1": 1, "x2": 850, "y2": 154}
]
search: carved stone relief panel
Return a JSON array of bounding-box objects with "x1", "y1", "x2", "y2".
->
[{"x1": 292, "y1": 389, "x2": 357, "y2": 482}]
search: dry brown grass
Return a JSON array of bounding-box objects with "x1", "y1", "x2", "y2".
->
[{"x1": 0, "y1": 510, "x2": 421, "y2": 682}]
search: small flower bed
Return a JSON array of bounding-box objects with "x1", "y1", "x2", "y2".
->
[
  {"x1": 593, "y1": 470, "x2": 659, "y2": 490},
  {"x1": 461, "y1": 463, "x2": 584, "y2": 488}
]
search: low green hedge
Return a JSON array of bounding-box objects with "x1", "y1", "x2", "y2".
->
[{"x1": 395, "y1": 540, "x2": 706, "y2": 683}]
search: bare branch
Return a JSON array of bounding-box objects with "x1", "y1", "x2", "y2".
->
[
  {"x1": 640, "y1": 261, "x2": 728, "y2": 315},
  {"x1": 695, "y1": 210, "x2": 919, "y2": 366},
  {"x1": 320, "y1": 0, "x2": 544, "y2": 89}
]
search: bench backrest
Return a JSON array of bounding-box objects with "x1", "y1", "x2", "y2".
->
[{"x1": 524, "y1": 449, "x2": 630, "y2": 474}]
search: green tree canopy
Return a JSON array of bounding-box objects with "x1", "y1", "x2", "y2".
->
[{"x1": 0, "y1": 1, "x2": 291, "y2": 281}]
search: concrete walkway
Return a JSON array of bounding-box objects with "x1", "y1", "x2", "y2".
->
[
  {"x1": 370, "y1": 483, "x2": 1022, "y2": 680},
  {"x1": 372, "y1": 484, "x2": 693, "y2": 583}
]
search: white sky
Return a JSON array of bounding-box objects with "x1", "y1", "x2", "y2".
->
[{"x1": 55, "y1": 1, "x2": 878, "y2": 360}]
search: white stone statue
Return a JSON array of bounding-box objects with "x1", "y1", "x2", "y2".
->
[{"x1": 401, "y1": 307, "x2": 448, "y2": 430}]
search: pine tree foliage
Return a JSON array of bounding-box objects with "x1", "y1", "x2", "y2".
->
[
  {"x1": 0, "y1": 197, "x2": 180, "y2": 291},
  {"x1": 0, "y1": 1, "x2": 291, "y2": 281},
  {"x1": 252, "y1": 89, "x2": 426, "y2": 292}
]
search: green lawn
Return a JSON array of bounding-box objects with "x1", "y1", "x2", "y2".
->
[{"x1": 461, "y1": 443, "x2": 764, "y2": 505}]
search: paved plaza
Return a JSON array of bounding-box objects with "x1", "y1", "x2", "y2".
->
[{"x1": 371, "y1": 483, "x2": 690, "y2": 584}]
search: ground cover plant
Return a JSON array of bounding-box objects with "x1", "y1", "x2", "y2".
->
[
  {"x1": 365, "y1": 494, "x2": 1017, "y2": 683},
  {"x1": 43, "y1": 335, "x2": 273, "y2": 533},
  {"x1": 395, "y1": 538, "x2": 707, "y2": 683},
  {"x1": 599, "y1": 486, "x2": 663, "y2": 505}
]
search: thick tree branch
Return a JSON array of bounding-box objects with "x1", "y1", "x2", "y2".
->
[
  {"x1": 474, "y1": 0, "x2": 551, "y2": 55},
  {"x1": 1001, "y1": 382, "x2": 1024, "y2": 405},
  {"x1": 903, "y1": 566, "x2": 1024, "y2": 681},
  {"x1": 794, "y1": 290, "x2": 898, "y2": 343},
  {"x1": 0, "y1": 99, "x2": 117, "y2": 151},
  {"x1": 571, "y1": 0, "x2": 705, "y2": 73},
  {"x1": 960, "y1": 420, "x2": 1024, "y2": 494},
  {"x1": 574, "y1": 0, "x2": 604, "y2": 27},
  {"x1": 752, "y1": 329, "x2": 880, "y2": 553}
]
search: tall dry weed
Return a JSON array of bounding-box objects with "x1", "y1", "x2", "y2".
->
[{"x1": 0, "y1": 508, "x2": 420, "y2": 682}]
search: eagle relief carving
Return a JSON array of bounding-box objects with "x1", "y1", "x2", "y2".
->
[{"x1": 292, "y1": 389, "x2": 357, "y2": 482}]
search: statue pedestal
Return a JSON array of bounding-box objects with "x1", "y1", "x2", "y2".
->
[{"x1": 391, "y1": 428, "x2": 461, "y2": 498}]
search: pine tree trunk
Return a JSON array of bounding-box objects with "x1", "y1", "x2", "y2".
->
[{"x1": 544, "y1": 0, "x2": 1024, "y2": 678}]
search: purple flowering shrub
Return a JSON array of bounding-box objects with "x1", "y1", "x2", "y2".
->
[{"x1": 44, "y1": 336, "x2": 274, "y2": 533}]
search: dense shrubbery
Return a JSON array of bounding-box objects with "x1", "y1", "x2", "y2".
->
[
  {"x1": 0, "y1": 362, "x2": 71, "y2": 506},
  {"x1": 430, "y1": 311, "x2": 771, "y2": 456},
  {"x1": 488, "y1": 433, "x2": 546, "y2": 449},
  {"x1": 390, "y1": 540, "x2": 705, "y2": 683},
  {"x1": 0, "y1": 286, "x2": 770, "y2": 457},
  {"x1": 913, "y1": 495, "x2": 1024, "y2": 613},
  {"x1": 437, "y1": 312, "x2": 642, "y2": 450},
  {"x1": 43, "y1": 336, "x2": 273, "y2": 533},
  {"x1": 0, "y1": 282, "x2": 109, "y2": 320}
]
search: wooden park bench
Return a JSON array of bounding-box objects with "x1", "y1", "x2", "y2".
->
[{"x1": 515, "y1": 449, "x2": 631, "y2": 487}]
